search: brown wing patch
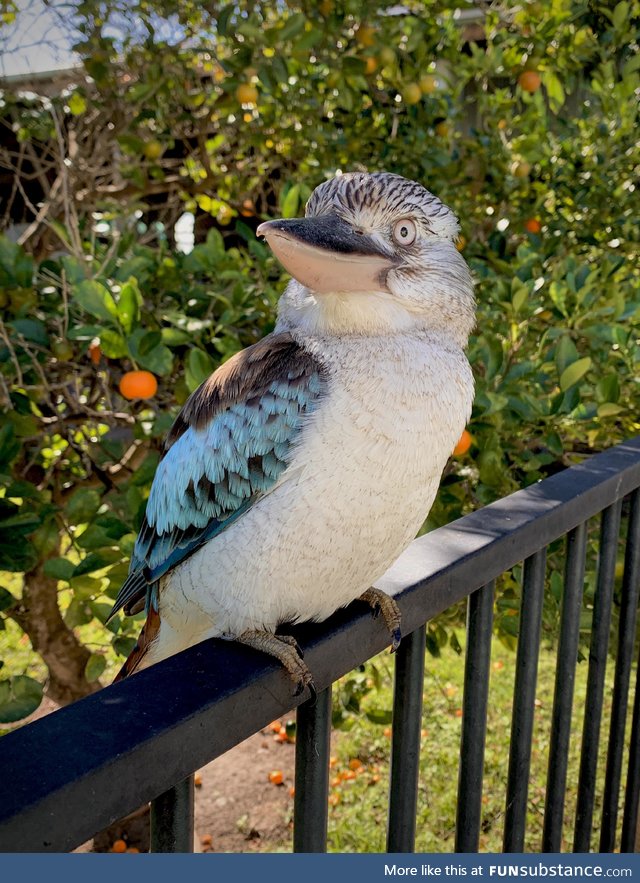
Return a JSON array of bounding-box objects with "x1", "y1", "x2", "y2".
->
[
  {"x1": 113, "y1": 605, "x2": 161, "y2": 682},
  {"x1": 165, "y1": 332, "x2": 321, "y2": 449}
]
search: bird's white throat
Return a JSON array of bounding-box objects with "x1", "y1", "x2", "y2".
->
[{"x1": 278, "y1": 282, "x2": 420, "y2": 336}]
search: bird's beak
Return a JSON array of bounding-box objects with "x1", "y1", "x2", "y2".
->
[{"x1": 257, "y1": 214, "x2": 397, "y2": 294}]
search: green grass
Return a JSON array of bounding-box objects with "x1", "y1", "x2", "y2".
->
[{"x1": 325, "y1": 637, "x2": 633, "y2": 854}]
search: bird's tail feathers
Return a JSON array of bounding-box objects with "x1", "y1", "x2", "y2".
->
[{"x1": 113, "y1": 604, "x2": 161, "y2": 682}]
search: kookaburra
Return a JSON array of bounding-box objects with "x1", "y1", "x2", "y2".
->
[{"x1": 110, "y1": 171, "x2": 475, "y2": 692}]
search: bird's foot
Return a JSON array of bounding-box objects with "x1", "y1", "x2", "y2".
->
[
  {"x1": 237, "y1": 629, "x2": 315, "y2": 700},
  {"x1": 358, "y1": 587, "x2": 402, "y2": 652}
]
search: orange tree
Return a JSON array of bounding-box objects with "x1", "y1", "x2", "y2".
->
[{"x1": 0, "y1": 0, "x2": 638, "y2": 722}]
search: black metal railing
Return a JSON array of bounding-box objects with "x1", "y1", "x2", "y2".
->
[{"x1": 1, "y1": 437, "x2": 640, "y2": 854}]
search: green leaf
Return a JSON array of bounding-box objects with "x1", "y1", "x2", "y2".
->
[
  {"x1": 559, "y1": 357, "x2": 592, "y2": 391},
  {"x1": 69, "y1": 575, "x2": 103, "y2": 598},
  {"x1": 365, "y1": 708, "x2": 393, "y2": 725},
  {"x1": 85, "y1": 654, "x2": 106, "y2": 682},
  {"x1": 186, "y1": 348, "x2": 215, "y2": 392},
  {"x1": 64, "y1": 598, "x2": 94, "y2": 627},
  {"x1": 597, "y1": 403, "x2": 625, "y2": 417},
  {"x1": 161, "y1": 328, "x2": 191, "y2": 346},
  {"x1": 612, "y1": 1, "x2": 629, "y2": 29},
  {"x1": 281, "y1": 184, "x2": 300, "y2": 219},
  {"x1": 0, "y1": 675, "x2": 43, "y2": 723},
  {"x1": 98, "y1": 328, "x2": 128, "y2": 359},
  {"x1": 0, "y1": 587, "x2": 16, "y2": 613},
  {"x1": 72, "y1": 549, "x2": 122, "y2": 576},
  {"x1": 0, "y1": 424, "x2": 20, "y2": 468},
  {"x1": 68, "y1": 92, "x2": 87, "y2": 115},
  {"x1": 555, "y1": 336, "x2": 578, "y2": 375},
  {"x1": 65, "y1": 488, "x2": 102, "y2": 524},
  {"x1": 512, "y1": 286, "x2": 528, "y2": 314},
  {"x1": 113, "y1": 635, "x2": 137, "y2": 657},
  {"x1": 543, "y1": 71, "x2": 565, "y2": 113},
  {"x1": 0, "y1": 537, "x2": 38, "y2": 572},
  {"x1": 138, "y1": 344, "x2": 173, "y2": 376},
  {"x1": 67, "y1": 324, "x2": 103, "y2": 340},
  {"x1": 43, "y1": 558, "x2": 76, "y2": 581},
  {"x1": 117, "y1": 278, "x2": 142, "y2": 334},
  {"x1": 8, "y1": 319, "x2": 49, "y2": 347},
  {"x1": 73, "y1": 280, "x2": 118, "y2": 323},
  {"x1": 0, "y1": 510, "x2": 40, "y2": 531},
  {"x1": 279, "y1": 12, "x2": 306, "y2": 41}
]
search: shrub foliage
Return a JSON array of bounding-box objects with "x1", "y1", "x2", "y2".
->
[{"x1": 0, "y1": 0, "x2": 638, "y2": 721}]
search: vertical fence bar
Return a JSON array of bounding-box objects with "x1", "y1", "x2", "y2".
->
[
  {"x1": 621, "y1": 644, "x2": 640, "y2": 852},
  {"x1": 542, "y1": 521, "x2": 588, "y2": 852},
  {"x1": 455, "y1": 581, "x2": 495, "y2": 853},
  {"x1": 503, "y1": 548, "x2": 546, "y2": 853},
  {"x1": 574, "y1": 502, "x2": 622, "y2": 852},
  {"x1": 149, "y1": 775, "x2": 194, "y2": 853},
  {"x1": 293, "y1": 686, "x2": 332, "y2": 853},
  {"x1": 600, "y1": 488, "x2": 640, "y2": 852},
  {"x1": 387, "y1": 624, "x2": 427, "y2": 853}
]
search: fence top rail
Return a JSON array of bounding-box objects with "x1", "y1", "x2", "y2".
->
[{"x1": 2, "y1": 436, "x2": 640, "y2": 852}]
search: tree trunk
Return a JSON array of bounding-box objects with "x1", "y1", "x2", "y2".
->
[{"x1": 10, "y1": 564, "x2": 99, "y2": 705}]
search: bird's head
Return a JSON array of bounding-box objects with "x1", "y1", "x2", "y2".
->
[{"x1": 258, "y1": 171, "x2": 475, "y2": 344}]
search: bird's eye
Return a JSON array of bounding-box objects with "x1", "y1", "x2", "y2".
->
[{"x1": 392, "y1": 218, "x2": 417, "y2": 246}]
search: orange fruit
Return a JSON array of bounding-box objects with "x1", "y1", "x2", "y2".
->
[
  {"x1": 513, "y1": 161, "x2": 531, "y2": 178},
  {"x1": 356, "y1": 25, "x2": 376, "y2": 47},
  {"x1": 402, "y1": 83, "x2": 422, "y2": 105},
  {"x1": 365, "y1": 56, "x2": 377, "y2": 75},
  {"x1": 52, "y1": 339, "x2": 74, "y2": 361},
  {"x1": 240, "y1": 198, "x2": 255, "y2": 217},
  {"x1": 289, "y1": 786, "x2": 295, "y2": 798},
  {"x1": 119, "y1": 370, "x2": 158, "y2": 400},
  {"x1": 143, "y1": 140, "x2": 163, "y2": 160},
  {"x1": 518, "y1": 70, "x2": 541, "y2": 93},
  {"x1": 453, "y1": 429, "x2": 472, "y2": 456},
  {"x1": 194, "y1": 773, "x2": 203, "y2": 787},
  {"x1": 524, "y1": 218, "x2": 542, "y2": 234},
  {"x1": 268, "y1": 770, "x2": 284, "y2": 785},
  {"x1": 200, "y1": 833, "x2": 213, "y2": 846},
  {"x1": 112, "y1": 839, "x2": 127, "y2": 853},
  {"x1": 435, "y1": 120, "x2": 450, "y2": 137},
  {"x1": 236, "y1": 83, "x2": 258, "y2": 105},
  {"x1": 88, "y1": 339, "x2": 101, "y2": 365},
  {"x1": 378, "y1": 47, "x2": 395, "y2": 67},
  {"x1": 455, "y1": 235, "x2": 467, "y2": 252},
  {"x1": 419, "y1": 74, "x2": 437, "y2": 94},
  {"x1": 126, "y1": 847, "x2": 140, "y2": 853},
  {"x1": 328, "y1": 793, "x2": 341, "y2": 806}
]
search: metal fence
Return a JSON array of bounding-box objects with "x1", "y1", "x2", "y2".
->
[{"x1": 1, "y1": 437, "x2": 640, "y2": 854}]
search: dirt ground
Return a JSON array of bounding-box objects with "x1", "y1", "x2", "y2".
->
[{"x1": 90, "y1": 720, "x2": 298, "y2": 854}]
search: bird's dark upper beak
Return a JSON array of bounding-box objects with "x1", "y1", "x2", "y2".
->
[{"x1": 257, "y1": 214, "x2": 397, "y2": 294}]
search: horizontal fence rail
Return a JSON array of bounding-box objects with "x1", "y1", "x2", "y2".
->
[{"x1": 1, "y1": 437, "x2": 640, "y2": 853}]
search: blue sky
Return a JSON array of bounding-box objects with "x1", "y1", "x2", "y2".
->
[{"x1": 1, "y1": 0, "x2": 79, "y2": 77}]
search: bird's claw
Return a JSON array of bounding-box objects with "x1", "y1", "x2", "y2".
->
[
  {"x1": 358, "y1": 587, "x2": 403, "y2": 652},
  {"x1": 237, "y1": 628, "x2": 314, "y2": 699},
  {"x1": 277, "y1": 633, "x2": 304, "y2": 659}
]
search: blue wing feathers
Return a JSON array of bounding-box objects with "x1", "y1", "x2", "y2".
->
[{"x1": 109, "y1": 333, "x2": 326, "y2": 620}]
